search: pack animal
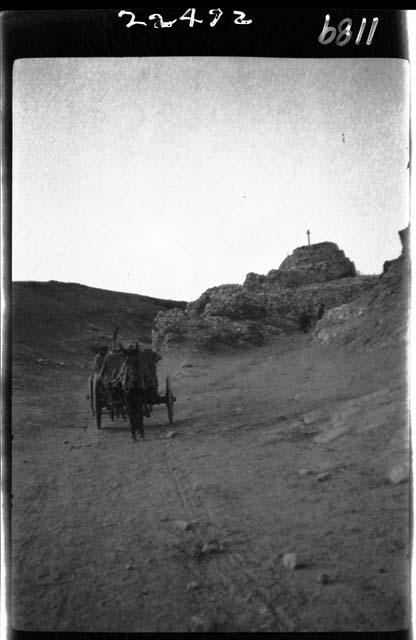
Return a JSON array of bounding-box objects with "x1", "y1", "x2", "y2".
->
[
  {"x1": 88, "y1": 335, "x2": 174, "y2": 439},
  {"x1": 117, "y1": 345, "x2": 161, "y2": 441}
]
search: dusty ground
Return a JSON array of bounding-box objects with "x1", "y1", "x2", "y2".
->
[{"x1": 11, "y1": 333, "x2": 409, "y2": 632}]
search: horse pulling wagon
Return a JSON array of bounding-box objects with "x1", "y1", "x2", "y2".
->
[{"x1": 89, "y1": 339, "x2": 175, "y2": 441}]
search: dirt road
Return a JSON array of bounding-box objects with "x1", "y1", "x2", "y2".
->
[{"x1": 11, "y1": 334, "x2": 409, "y2": 632}]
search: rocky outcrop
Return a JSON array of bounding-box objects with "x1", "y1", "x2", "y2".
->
[
  {"x1": 314, "y1": 227, "x2": 409, "y2": 348},
  {"x1": 278, "y1": 242, "x2": 356, "y2": 283},
  {"x1": 152, "y1": 241, "x2": 378, "y2": 353},
  {"x1": 153, "y1": 308, "x2": 270, "y2": 352}
]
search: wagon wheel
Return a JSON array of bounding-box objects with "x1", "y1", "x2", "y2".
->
[
  {"x1": 165, "y1": 376, "x2": 175, "y2": 425},
  {"x1": 93, "y1": 379, "x2": 103, "y2": 429}
]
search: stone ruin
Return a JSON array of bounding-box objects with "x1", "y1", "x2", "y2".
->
[
  {"x1": 278, "y1": 241, "x2": 356, "y2": 282},
  {"x1": 152, "y1": 241, "x2": 377, "y2": 353}
]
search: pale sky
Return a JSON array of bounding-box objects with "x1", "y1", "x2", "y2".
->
[{"x1": 12, "y1": 57, "x2": 409, "y2": 301}]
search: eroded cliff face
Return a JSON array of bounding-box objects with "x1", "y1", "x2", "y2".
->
[
  {"x1": 314, "y1": 230, "x2": 409, "y2": 349},
  {"x1": 152, "y1": 242, "x2": 378, "y2": 353}
]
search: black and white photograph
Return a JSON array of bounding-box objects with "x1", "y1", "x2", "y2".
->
[{"x1": 4, "y1": 8, "x2": 411, "y2": 635}]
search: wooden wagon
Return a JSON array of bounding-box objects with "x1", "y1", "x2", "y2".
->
[{"x1": 88, "y1": 346, "x2": 175, "y2": 431}]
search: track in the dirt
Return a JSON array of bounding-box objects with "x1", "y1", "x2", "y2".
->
[
  {"x1": 163, "y1": 434, "x2": 295, "y2": 632},
  {"x1": 11, "y1": 335, "x2": 409, "y2": 632}
]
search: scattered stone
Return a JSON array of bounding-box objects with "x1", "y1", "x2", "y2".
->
[
  {"x1": 298, "y1": 468, "x2": 311, "y2": 477},
  {"x1": 181, "y1": 361, "x2": 193, "y2": 368},
  {"x1": 231, "y1": 407, "x2": 243, "y2": 416},
  {"x1": 166, "y1": 430, "x2": 178, "y2": 439},
  {"x1": 388, "y1": 464, "x2": 409, "y2": 485},
  {"x1": 302, "y1": 410, "x2": 323, "y2": 425},
  {"x1": 63, "y1": 440, "x2": 69, "y2": 444},
  {"x1": 126, "y1": 563, "x2": 136, "y2": 571},
  {"x1": 188, "y1": 615, "x2": 216, "y2": 633},
  {"x1": 282, "y1": 553, "x2": 301, "y2": 570},
  {"x1": 192, "y1": 542, "x2": 204, "y2": 559},
  {"x1": 264, "y1": 433, "x2": 284, "y2": 444},
  {"x1": 201, "y1": 540, "x2": 221, "y2": 555},
  {"x1": 193, "y1": 482, "x2": 202, "y2": 491},
  {"x1": 56, "y1": 361, "x2": 66, "y2": 367},
  {"x1": 318, "y1": 461, "x2": 333, "y2": 472},
  {"x1": 317, "y1": 472, "x2": 331, "y2": 482},
  {"x1": 317, "y1": 572, "x2": 330, "y2": 584},
  {"x1": 186, "y1": 581, "x2": 199, "y2": 591},
  {"x1": 159, "y1": 515, "x2": 170, "y2": 522},
  {"x1": 175, "y1": 519, "x2": 191, "y2": 531},
  {"x1": 315, "y1": 427, "x2": 350, "y2": 444}
]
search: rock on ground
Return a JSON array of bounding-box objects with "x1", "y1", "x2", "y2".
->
[
  {"x1": 282, "y1": 553, "x2": 301, "y2": 570},
  {"x1": 388, "y1": 464, "x2": 409, "y2": 485}
]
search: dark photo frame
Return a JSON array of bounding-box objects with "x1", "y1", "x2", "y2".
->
[{"x1": 2, "y1": 8, "x2": 411, "y2": 639}]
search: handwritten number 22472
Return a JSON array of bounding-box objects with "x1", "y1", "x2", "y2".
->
[{"x1": 117, "y1": 8, "x2": 252, "y2": 28}]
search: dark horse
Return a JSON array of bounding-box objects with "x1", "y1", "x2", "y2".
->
[{"x1": 118, "y1": 345, "x2": 160, "y2": 441}]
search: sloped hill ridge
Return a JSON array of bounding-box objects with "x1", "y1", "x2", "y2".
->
[
  {"x1": 152, "y1": 242, "x2": 376, "y2": 352},
  {"x1": 314, "y1": 226, "x2": 410, "y2": 349},
  {"x1": 12, "y1": 280, "x2": 186, "y2": 365}
]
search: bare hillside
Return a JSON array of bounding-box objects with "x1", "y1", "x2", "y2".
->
[{"x1": 12, "y1": 280, "x2": 186, "y2": 388}]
